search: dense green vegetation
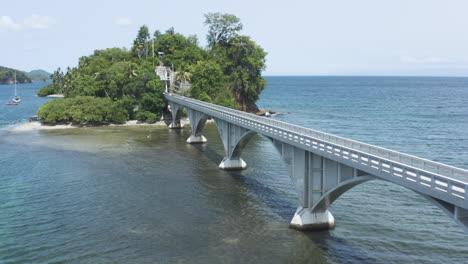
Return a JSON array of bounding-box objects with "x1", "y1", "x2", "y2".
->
[
  {"x1": 27, "y1": 69, "x2": 51, "y2": 82},
  {"x1": 0, "y1": 66, "x2": 31, "y2": 84},
  {"x1": 37, "y1": 96, "x2": 128, "y2": 124},
  {"x1": 37, "y1": 13, "x2": 267, "y2": 125}
]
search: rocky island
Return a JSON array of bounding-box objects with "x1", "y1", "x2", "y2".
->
[{"x1": 36, "y1": 13, "x2": 267, "y2": 126}]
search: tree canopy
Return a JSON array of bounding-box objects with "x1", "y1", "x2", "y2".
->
[
  {"x1": 204, "y1": 12, "x2": 243, "y2": 48},
  {"x1": 206, "y1": 14, "x2": 267, "y2": 111}
]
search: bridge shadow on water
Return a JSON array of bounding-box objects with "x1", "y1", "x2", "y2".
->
[
  {"x1": 188, "y1": 142, "x2": 375, "y2": 264},
  {"x1": 188, "y1": 142, "x2": 294, "y2": 220},
  {"x1": 304, "y1": 232, "x2": 378, "y2": 264}
]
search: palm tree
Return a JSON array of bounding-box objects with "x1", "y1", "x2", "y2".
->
[
  {"x1": 123, "y1": 62, "x2": 138, "y2": 78},
  {"x1": 176, "y1": 71, "x2": 192, "y2": 82}
]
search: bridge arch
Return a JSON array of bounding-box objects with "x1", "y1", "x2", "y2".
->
[
  {"x1": 306, "y1": 176, "x2": 468, "y2": 232},
  {"x1": 181, "y1": 107, "x2": 258, "y2": 169},
  {"x1": 425, "y1": 196, "x2": 468, "y2": 232},
  {"x1": 310, "y1": 175, "x2": 376, "y2": 213},
  {"x1": 213, "y1": 117, "x2": 257, "y2": 169},
  {"x1": 186, "y1": 109, "x2": 210, "y2": 143}
]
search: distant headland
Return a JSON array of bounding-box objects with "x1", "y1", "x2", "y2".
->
[{"x1": 0, "y1": 66, "x2": 51, "y2": 84}]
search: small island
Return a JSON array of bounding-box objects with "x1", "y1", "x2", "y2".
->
[{"x1": 37, "y1": 13, "x2": 267, "y2": 126}]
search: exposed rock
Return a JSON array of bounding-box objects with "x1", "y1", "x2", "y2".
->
[
  {"x1": 256, "y1": 109, "x2": 266, "y2": 116},
  {"x1": 245, "y1": 104, "x2": 260, "y2": 114}
]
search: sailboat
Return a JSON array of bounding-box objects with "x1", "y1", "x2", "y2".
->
[{"x1": 5, "y1": 72, "x2": 20, "y2": 105}]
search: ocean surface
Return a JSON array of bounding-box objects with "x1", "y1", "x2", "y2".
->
[{"x1": 0, "y1": 77, "x2": 467, "y2": 263}]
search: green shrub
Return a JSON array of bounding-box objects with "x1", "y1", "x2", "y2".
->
[
  {"x1": 37, "y1": 84, "x2": 58, "y2": 97},
  {"x1": 136, "y1": 110, "x2": 159, "y2": 123},
  {"x1": 37, "y1": 99, "x2": 71, "y2": 124},
  {"x1": 37, "y1": 96, "x2": 130, "y2": 125},
  {"x1": 106, "y1": 102, "x2": 129, "y2": 124},
  {"x1": 117, "y1": 98, "x2": 138, "y2": 120}
]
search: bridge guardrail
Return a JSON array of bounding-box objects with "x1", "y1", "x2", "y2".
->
[{"x1": 165, "y1": 93, "x2": 468, "y2": 196}]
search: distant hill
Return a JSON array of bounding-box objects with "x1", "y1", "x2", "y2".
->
[
  {"x1": 0, "y1": 66, "x2": 32, "y2": 84},
  {"x1": 27, "y1": 69, "x2": 51, "y2": 81}
]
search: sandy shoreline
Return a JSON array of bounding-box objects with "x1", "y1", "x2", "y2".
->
[
  {"x1": 11, "y1": 119, "x2": 192, "y2": 132},
  {"x1": 45, "y1": 94, "x2": 65, "y2": 98}
]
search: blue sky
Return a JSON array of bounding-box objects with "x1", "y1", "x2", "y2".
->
[{"x1": 2, "y1": 0, "x2": 468, "y2": 76}]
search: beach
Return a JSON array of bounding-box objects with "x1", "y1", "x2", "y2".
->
[{"x1": 10, "y1": 118, "x2": 196, "y2": 132}]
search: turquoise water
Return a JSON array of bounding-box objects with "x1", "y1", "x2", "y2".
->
[
  {"x1": 0, "y1": 78, "x2": 467, "y2": 263},
  {"x1": 0, "y1": 81, "x2": 53, "y2": 127},
  {"x1": 258, "y1": 76, "x2": 468, "y2": 168}
]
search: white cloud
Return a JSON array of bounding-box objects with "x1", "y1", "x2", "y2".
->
[
  {"x1": 0, "y1": 16, "x2": 21, "y2": 30},
  {"x1": 23, "y1": 15, "x2": 57, "y2": 29},
  {"x1": 0, "y1": 15, "x2": 56, "y2": 31},
  {"x1": 115, "y1": 17, "x2": 132, "y2": 25}
]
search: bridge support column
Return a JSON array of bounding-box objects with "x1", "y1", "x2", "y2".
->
[
  {"x1": 186, "y1": 109, "x2": 209, "y2": 144},
  {"x1": 213, "y1": 118, "x2": 257, "y2": 170},
  {"x1": 168, "y1": 102, "x2": 184, "y2": 129},
  {"x1": 186, "y1": 135, "x2": 207, "y2": 143},
  {"x1": 169, "y1": 123, "x2": 183, "y2": 129},
  {"x1": 270, "y1": 138, "x2": 338, "y2": 231},
  {"x1": 219, "y1": 157, "x2": 247, "y2": 170},
  {"x1": 290, "y1": 207, "x2": 335, "y2": 231}
]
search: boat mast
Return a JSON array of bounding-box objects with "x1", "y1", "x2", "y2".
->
[{"x1": 14, "y1": 71, "x2": 17, "y2": 97}]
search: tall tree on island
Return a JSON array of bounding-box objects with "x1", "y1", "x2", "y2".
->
[
  {"x1": 204, "y1": 12, "x2": 243, "y2": 48},
  {"x1": 132, "y1": 25, "x2": 151, "y2": 59},
  {"x1": 204, "y1": 12, "x2": 267, "y2": 112}
]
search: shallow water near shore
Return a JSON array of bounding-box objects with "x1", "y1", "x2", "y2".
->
[{"x1": 1, "y1": 78, "x2": 468, "y2": 263}]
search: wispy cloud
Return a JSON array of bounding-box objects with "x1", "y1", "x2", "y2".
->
[
  {"x1": 0, "y1": 16, "x2": 21, "y2": 30},
  {"x1": 0, "y1": 15, "x2": 57, "y2": 31},
  {"x1": 115, "y1": 17, "x2": 132, "y2": 26},
  {"x1": 23, "y1": 15, "x2": 57, "y2": 29}
]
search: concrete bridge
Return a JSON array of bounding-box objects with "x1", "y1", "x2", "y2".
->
[{"x1": 165, "y1": 93, "x2": 468, "y2": 232}]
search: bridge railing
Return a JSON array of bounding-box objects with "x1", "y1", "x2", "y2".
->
[{"x1": 165, "y1": 94, "x2": 468, "y2": 186}]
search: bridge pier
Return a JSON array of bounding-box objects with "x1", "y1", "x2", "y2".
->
[
  {"x1": 168, "y1": 101, "x2": 184, "y2": 129},
  {"x1": 270, "y1": 139, "x2": 332, "y2": 230},
  {"x1": 290, "y1": 207, "x2": 335, "y2": 231},
  {"x1": 214, "y1": 118, "x2": 257, "y2": 170},
  {"x1": 169, "y1": 122, "x2": 183, "y2": 129},
  {"x1": 186, "y1": 109, "x2": 208, "y2": 143},
  {"x1": 219, "y1": 157, "x2": 247, "y2": 170},
  {"x1": 270, "y1": 138, "x2": 367, "y2": 231},
  {"x1": 186, "y1": 135, "x2": 207, "y2": 143}
]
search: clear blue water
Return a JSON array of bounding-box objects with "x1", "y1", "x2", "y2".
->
[
  {"x1": 0, "y1": 77, "x2": 467, "y2": 263},
  {"x1": 0, "y1": 81, "x2": 53, "y2": 127}
]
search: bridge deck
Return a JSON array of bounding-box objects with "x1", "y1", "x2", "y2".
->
[{"x1": 165, "y1": 93, "x2": 468, "y2": 209}]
